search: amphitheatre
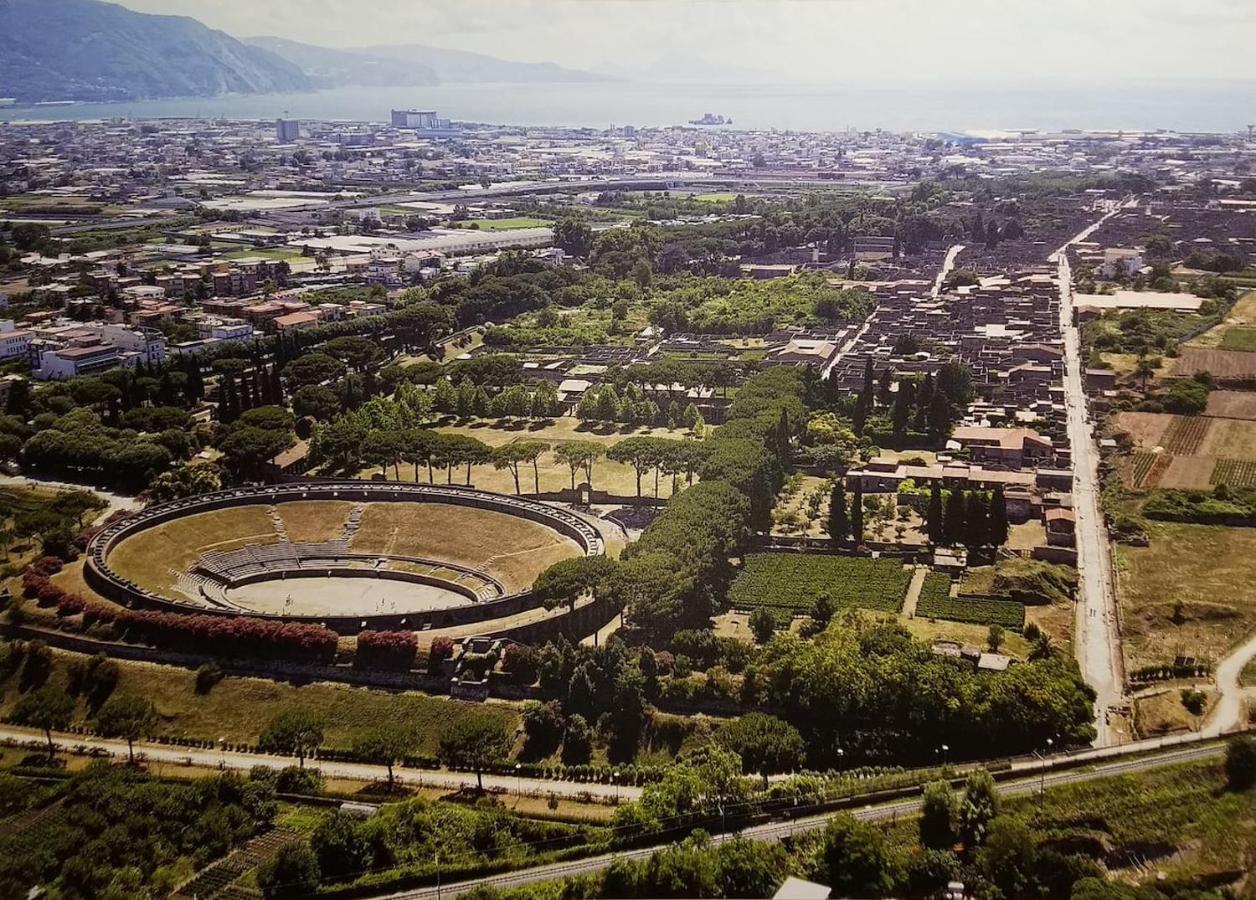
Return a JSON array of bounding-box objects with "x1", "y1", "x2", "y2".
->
[{"x1": 84, "y1": 482, "x2": 606, "y2": 635}]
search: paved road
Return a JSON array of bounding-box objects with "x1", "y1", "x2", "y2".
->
[
  {"x1": 0, "y1": 725, "x2": 643, "y2": 802},
  {"x1": 1204, "y1": 630, "x2": 1256, "y2": 736},
  {"x1": 376, "y1": 740, "x2": 1230, "y2": 900},
  {"x1": 1050, "y1": 207, "x2": 1126, "y2": 746}
]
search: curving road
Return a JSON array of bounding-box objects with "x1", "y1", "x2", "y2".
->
[{"x1": 1204, "y1": 630, "x2": 1256, "y2": 736}]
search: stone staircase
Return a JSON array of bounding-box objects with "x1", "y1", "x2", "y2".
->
[
  {"x1": 341, "y1": 503, "x2": 366, "y2": 542},
  {"x1": 267, "y1": 506, "x2": 290, "y2": 543}
]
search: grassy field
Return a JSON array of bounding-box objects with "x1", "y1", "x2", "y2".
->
[
  {"x1": 1132, "y1": 686, "x2": 1216, "y2": 736},
  {"x1": 108, "y1": 506, "x2": 280, "y2": 596},
  {"x1": 1188, "y1": 289, "x2": 1256, "y2": 349},
  {"x1": 728, "y1": 554, "x2": 911, "y2": 616},
  {"x1": 894, "y1": 615, "x2": 1032, "y2": 657},
  {"x1": 1220, "y1": 327, "x2": 1256, "y2": 352},
  {"x1": 1116, "y1": 522, "x2": 1256, "y2": 671},
  {"x1": 454, "y1": 217, "x2": 552, "y2": 231},
  {"x1": 351, "y1": 502, "x2": 580, "y2": 592},
  {"x1": 379, "y1": 418, "x2": 699, "y2": 499},
  {"x1": 0, "y1": 647, "x2": 519, "y2": 754},
  {"x1": 222, "y1": 247, "x2": 305, "y2": 261},
  {"x1": 278, "y1": 500, "x2": 355, "y2": 542}
]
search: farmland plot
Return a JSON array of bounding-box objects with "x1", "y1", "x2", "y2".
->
[{"x1": 728, "y1": 553, "x2": 910, "y2": 614}]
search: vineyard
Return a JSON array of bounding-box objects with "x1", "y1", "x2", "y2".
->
[
  {"x1": 915, "y1": 573, "x2": 1026, "y2": 629},
  {"x1": 729, "y1": 553, "x2": 911, "y2": 615},
  {"x1": 1129, "y1": 452, "x2": 1158, "y2": 488},
  {"x1": 1162, "y1": 416, "x2": 1210, "y2": 455},
  {"x1": 1211, "y1": 458, "x2": 1256, "y2": 489}
]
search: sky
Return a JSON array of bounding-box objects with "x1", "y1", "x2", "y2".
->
[{"x1": 114, "y1": 0, "x2": 1256, "y2": 86}]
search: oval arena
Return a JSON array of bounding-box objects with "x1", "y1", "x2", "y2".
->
[{"x1": 84, "y1": 482, "x2": 604, "y2": 634}]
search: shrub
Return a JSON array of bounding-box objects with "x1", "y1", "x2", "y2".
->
[
  {"x1": 195, "y1": 662, "x2": 224, "y2": 694},
  {"x1": 275, "y1": 765, "x2": 325, "y2": 795},
  {"x1": 748, "y1": 607, "x2": 776, "y2": 644},
  {"x1": 355, "y1": 630, "x2": 417, "y2": 670},
  {"x1": 502, "y1": 643, "x2": 540, "y2": 685},
  {"x1": 428, "y1": 636, "x2": 455, "y2": 671},
  {"x1": 1225, "y1": 735, "x2": 1256, "y2": 790}
]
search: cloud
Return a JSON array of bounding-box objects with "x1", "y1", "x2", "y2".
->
[{"x1": 113, "y1": 0, "x2": 1256, "y2": 83}]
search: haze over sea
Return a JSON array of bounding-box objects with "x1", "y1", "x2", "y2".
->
[{"x1": 2, "y1": 80, "x2": 1252, "y2": 133}]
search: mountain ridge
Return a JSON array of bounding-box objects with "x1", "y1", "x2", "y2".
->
[
  {"x1": 245, "y1": 36, "x2": 609, "y2": 87},
  {"x1": 0, "y1": 0, "x2": 310, "y2": 102}
]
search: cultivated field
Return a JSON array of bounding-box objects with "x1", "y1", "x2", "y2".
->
[
  {"x1": 351, "y1": 502, "x2": 581, "y2": 592},
  {"x1": 1161, "y1": 416, "x2": 1211, "y2": 454},
  {"x1": 728, "y1": 553, "x2": 911, "y2": 616},
  {"x1": 1175, "y1": 347, "x2": 1256, "y2": 380},
  {"x1": 1210, "y1": 458, "x2": 1256, "y2": 488},
  {"x1": 914, "y1": 572, "x2": 1026, "y2": 629},
  {"x1": 1115, "y1": 522, "x2": 1256, "y2": 672},
  {"x1": 1114, "y1": 412, "x2": 1256, "y2": 489},
  {"x1": 109, "y1": 506, "x2": 281, "y2": 596},
  {"x1": 1112, "y1": 411, "x2": 1175, "y2": 450},
  {"x1": 1204, "y1": 390, "x2": 1256, "y2": 420}
]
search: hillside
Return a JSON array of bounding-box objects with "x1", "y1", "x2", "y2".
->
[
  {"x1": 242, "y1": 37, "x2": 438, "y2": 89},
  {"x1": 0, "y1": 0, "x2": 310, "y2": 103},
  {"x1": 249, "y1": 37, "x2": 608, "y2": 86}
]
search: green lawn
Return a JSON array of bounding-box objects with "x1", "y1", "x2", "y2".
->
[
  {"x1": 222, "y1": 247, "x2": 305, "y2": 261},
  {"x1": 1221, "y1": 326, "x2": 1256, "y2": 352},
  {"x1": 454, "y1": 217, "x2": 552, "y2": 231}
]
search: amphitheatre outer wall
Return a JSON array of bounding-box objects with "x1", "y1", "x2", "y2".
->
[{"x1": 84, "y1": 482, "x2": 604, "y2": 635}]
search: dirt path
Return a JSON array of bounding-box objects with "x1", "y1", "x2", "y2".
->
[
  {"x1": 901, "y1": 566, "x2": 928, "y2": 617},
  {"x1": 1203, "y1": 629, "x2": 1256, "y2": 736}
]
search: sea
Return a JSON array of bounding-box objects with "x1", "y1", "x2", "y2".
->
[{"x1": 1, "y1": 80, "x2": 1253, "y2": 134}]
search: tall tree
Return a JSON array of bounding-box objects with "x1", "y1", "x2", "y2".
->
[
  {"x1": 988, "y1": 486, "x2": 1009, "y2": 547},
  {"x1": 927, "y1": 482, "x2": 945, "y2": 544},
  {"x1": 828, "y1": 481, "x2": 850, "y2": 546},
  {"x1": 95, "y1": 694, "x2": 157, "y2": 764},
  {"x1": 259, "y1": 708, "x2": 326, "y2": 769},
  {"x1": 438, "y1": 713, "x2": 513, "y2": 792},
  {"x1": 943, "y1": 487, "x2": 966, "y2": 546},
  {"x1": 12, "y1": 686, "x2": 74, "y2": 760},
  {"x1": 965, "y1": 491, "x2": 989, "y2": 549},
  {"x1": 850, "y1": 485, "x2": 864, "y2": 544}
]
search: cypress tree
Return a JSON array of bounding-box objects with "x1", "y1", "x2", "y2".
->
[
  {"x1": 219, "y1": 377, "x2": 239, "y2": 424},
  {"x1": 942, "y1": 487, "x2": 965, "y2": 546},
  {"x1": 828, "y1": 481, "x2": 850, "y2": 546},
  {"x1": 239, "y1": 374, "x2": 254, "y2": 411},
  {"x1": 269, "y1": 365, "x2": 284, "y2": 405},
  {"x1": 965, "y1": 491, "x2": 988, "y2": 549},
  {"x1": 927, "y1": 482, "x2": 944, "y2": 544},
  {"x1": 850, "y1": 485, "x2": 864, "y2": 545},
  {"x1": 989, "y1": 486, "x2": 1009, "y2": 547},
  {"x1": 777, "y1": 408, "x2": 792, "y2": 464},
  {"x1": 184, "y1": 357, "x2": 204, "y2": 404}
]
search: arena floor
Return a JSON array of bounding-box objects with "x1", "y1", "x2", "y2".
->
[{"x1": 223, "y1": 575, "x2": 472, "y2": 617}]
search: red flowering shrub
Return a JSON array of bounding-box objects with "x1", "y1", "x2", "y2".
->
[
  {"x1": 428, "y1": 636, "x2": 455, "y2": 672},
  {"x1": 356, "y1": 629, "x2": 418, "y2": 670}
]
